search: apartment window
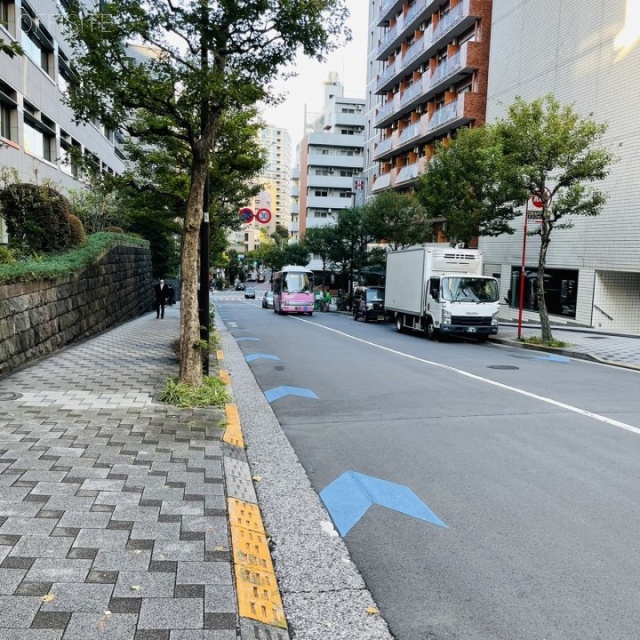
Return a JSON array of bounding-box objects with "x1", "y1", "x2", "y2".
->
[
  {"x1": 314, "y1": 190, "x2": 328, "y2": 197},
  {"x1": 59, "y1": 131, "x2": 81, "y2": 177},
  {"x1": 21, "y1": 7, "x2": 54, "y2": 76},
  {"x1": 23, "y1": 103, "x2": 55, "y2": 161},
  {"x1": 0, "y1": 80, "x2": 18, "y2": 142},
  {"x1": 1, "y1": 0, "x2": 16, "y2": 35}
]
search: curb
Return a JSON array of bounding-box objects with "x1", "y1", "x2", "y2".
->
[{"x1": 218, "y1": 351, "x2": 291, "y2": 639}]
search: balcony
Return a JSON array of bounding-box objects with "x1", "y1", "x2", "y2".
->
[
  {"x1": 374, "y1": 98, "x2": 398, "y2": 128},
  {"x1": 432, "y1": 0, "x2": 479, "y2": 50},
  {"x1": 377, "y1": 23, "x2": 402, "y2": 60},
  {"x1": 375, "y1": 60, "x2": 399, "y2": 93},
  {"x1": 371, "y1": 172, "x2": 392, "y2": 193},
  {"x1": 397, "y1": 121, "x2": 421, "y2": 146},
  {"x1": 377, "y1": 0, "x2": 404, "y2": 25},
  {"x1": 396, "y1": 162, "x2": 421, "y2": 185},
  {"x1": 307, "y1": 154, "x2": 364, "y2": 170},
  {"x1": 307, "y1": 195, "x2": 353, "y2": 209},
  {"x1": 372, "y1": 135, "x2": 394, "y2": 160}
]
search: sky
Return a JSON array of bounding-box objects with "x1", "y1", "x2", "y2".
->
[{"x1": 261, "y1": 1, "x2": 368, "y2": 150}]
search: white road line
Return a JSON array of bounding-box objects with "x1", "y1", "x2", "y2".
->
[{"x1": 295, "y1": 318, "x2": 640, "y2": 436}]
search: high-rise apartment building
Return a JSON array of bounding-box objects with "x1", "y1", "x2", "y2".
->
[
  {"x1": 365, "y1": 0, "x2": 492, "y2": 205},
  {"x1": 479, "y1": 0, "x2": 640, "y2": 334},
  {"x1": 291, "y1": 73, "x2": 365, "y2": 253},
  {"x1": 0, "y1": 0, "x2": 125, "y2": 242}
]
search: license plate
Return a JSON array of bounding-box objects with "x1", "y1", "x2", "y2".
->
[
  {"x1": 467, "y1": 327, "x2": 477, "y2": 333},
  {"x1": 377, "y1": 316, "x2": 385, "y2": 321}
]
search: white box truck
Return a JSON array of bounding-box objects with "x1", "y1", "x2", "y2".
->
[{"x1": 385, "y1": 245, "x2": 500, "y2": 342}]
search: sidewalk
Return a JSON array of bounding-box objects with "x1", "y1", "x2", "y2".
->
[
  {"x1": 0, "y1": 305, "x2": 239, "y2": 640},
  {"x1": 491, "y1": 323, "x2": 640, "y2": 370}
]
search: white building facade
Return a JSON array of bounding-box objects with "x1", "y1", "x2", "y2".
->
[
  {"x1": 480, "y1": 0, "x2": 640, "y2": 334},
  {"x1": 0, "y1": 0, "x2": 125, "y2": 242},
  {"x1": 292, "y1": 73, "x2": 365, "y2": 269}
]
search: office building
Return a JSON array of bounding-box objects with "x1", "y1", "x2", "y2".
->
[
  {"x1": 480, "y1": 0, "x2": 640, "y2": 334},
  {"x1": 0, "y1": 0, "x2": 125, "y2": 242}
]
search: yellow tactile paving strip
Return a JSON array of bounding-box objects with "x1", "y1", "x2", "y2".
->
[
  {"x1": 223, "y1": 403, "x2": 244, "y2": 448},
  {"x1": 229, "y1": 498, "x2": 287, "y2": 629}
]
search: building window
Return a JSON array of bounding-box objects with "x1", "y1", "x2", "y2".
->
[
  {"x1": 23, "y1": 103, "x2": 55, "y2": 161},
  {"x1": 0, "y1": 0, "x2": 16, "y2": 35},
  {"x1": 58, "y1": 53, "x2": 74, "y2": 95},
  {"x1": 0, "y1": 80, "x2": 17, "y2": 142},
  {"x1": 314, "y1": 190, "x2": 328, "y2": 197},
  {"x1": 21, "y1": 6, "x2": 55, "y2": 76},
  {"x1": 508, "y1": 267, "x2": 578, "y2": 318}
]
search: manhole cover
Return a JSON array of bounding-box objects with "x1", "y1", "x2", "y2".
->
[
  {"x1": 0, "y1": 392, "x2": 22, "y2": 401},
  {"x1": 487, "y1": 365, "x2": 519, "y2": 370}
]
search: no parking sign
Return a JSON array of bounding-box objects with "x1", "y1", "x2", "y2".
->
[
  {"x1": 256, "y1": 208, "x2": 272, "y2": 224},
  {"x1": 239, "y1": 207, "x2": 254, "y2": 223}
]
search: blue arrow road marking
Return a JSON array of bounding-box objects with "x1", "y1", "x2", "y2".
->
[
  {"x1": 529, "y1": 354, "x2": 571, "y2": 363},
  {"x1": 245, "y1": 354, "x2": 280, "y2": 363},
  {"x1": 264, "y1": 386, "x2": 319, "y2": 403},
  {"x1": 235, "y1": 337, "x2": 260, "y2": 342},
  {"x1": 320, "y1": 471, "x2": 447, "y2": 537}
]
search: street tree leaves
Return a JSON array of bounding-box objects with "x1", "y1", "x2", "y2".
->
[
  {"x1": 416, "y1": 126, "x2": 525, "y2": 248},
  {"x1": 363, "y1": 190, "x2": 431, "y2": 250},
  {"x1": 62, "y1": 0, "x2": 350, "y2": 386},
  {"x1": 494, "y1": 94, "x2": 616, "y2": 341}
]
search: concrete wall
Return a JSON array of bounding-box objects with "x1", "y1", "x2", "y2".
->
[{"x1": 0, "y1": 243, "x2": 153, "y2": 375}]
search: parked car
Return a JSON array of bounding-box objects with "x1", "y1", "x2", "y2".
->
[
  {"x1": 262, "y1": 290, "x2": 274, "y2": 309},
  {"x1": 244, "y1": 287, "x2": 256, "y2": 299},
  {"x1": 352, "y1": 286, "x2": 387, "y2": 322},
  {"x1": 235, "y1": 282, "x2": 245, "y2": 291}
]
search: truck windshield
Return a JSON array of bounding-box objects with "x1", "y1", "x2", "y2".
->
[
  {"x1": 283, "y1": 272, "x2": 311, "y2": 293},
  {"x1": 441, "y1": 277, "x2": 499, "y2": 303}
]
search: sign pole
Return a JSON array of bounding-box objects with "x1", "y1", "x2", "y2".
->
[{"x1": 517, "y1": 200, "x2": 529, "y2": 340}]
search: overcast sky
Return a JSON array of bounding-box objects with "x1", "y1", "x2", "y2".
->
[{"x1": 261, "y1": 2, "x2": 368, "y2": 153}]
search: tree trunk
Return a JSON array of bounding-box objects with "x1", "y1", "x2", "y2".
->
[
  {"x1": 536, "y1": 223, "x2": 553, "y2": 343},
  {"x1": 179, "y1": 153, "x2": 209, "y2": 387}
]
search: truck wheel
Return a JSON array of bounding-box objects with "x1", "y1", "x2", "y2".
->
[
  {"x1": 426, "y1": 319, "x2": 438, "y2": 341},
  {"x1": 395, "y1": 314, "x2": 404, "y2": 333}
]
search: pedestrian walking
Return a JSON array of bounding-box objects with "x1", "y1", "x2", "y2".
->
[{"x1": 154, "y1": 278, "x2": 170, "y2": 319}]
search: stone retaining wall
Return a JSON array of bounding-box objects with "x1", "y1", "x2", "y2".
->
[{"x1": 0, "y1": 243, "x2": 153, "y2": 375}]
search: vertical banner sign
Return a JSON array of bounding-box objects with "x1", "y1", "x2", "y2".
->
[{"x1": 353, "y1": 177, "x2": 366, "y2": 207}]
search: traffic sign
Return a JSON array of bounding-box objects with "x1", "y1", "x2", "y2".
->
[
  {"x1": 256, "y1": 208, "x2": 272, "y2": 224},
  {"x1": 239, "y1": 207, "x2": 254, "y2": 222},
  {"x1": 531, "y1": 194, "x2": 544, "y2": 208}
]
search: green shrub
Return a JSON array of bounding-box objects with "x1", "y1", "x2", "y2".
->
[
  {"x1": 0, "y1": 246, "x2": 16, "y2": 265},
  {"x1": 0, "y1": 183, "x2": 72, "y2": 253},
  {"x1": 67, "y1": 214, "x2": 86, "y2": 246}
]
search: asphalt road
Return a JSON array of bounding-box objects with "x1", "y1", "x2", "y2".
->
[{"x1": 216, "y1": 290, "x2": 640, "y2": 640}]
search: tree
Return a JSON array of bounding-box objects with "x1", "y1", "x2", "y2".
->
[
  {"x1": 363, "y1": 190, "x2": 431, "y2": 249},
  {"x1": 416, "y1": 126, "x2": 524, "y2": 248},
  {"x1": 282, "y1": 242, "x2": 310, "y2": 267},
  {"x1": 62, "y1": 0, "x2": 350, "y2": 387},
  {"x1": 304, "y1": 226, "x2": 337, "y2": 285},
  {"x1": 494, "y1": 94, "x2": 616, "y2": 342}
]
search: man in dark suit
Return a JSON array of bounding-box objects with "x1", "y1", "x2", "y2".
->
[{"x1": 154, "y1": 278, "x2": 169, "y2": 319}]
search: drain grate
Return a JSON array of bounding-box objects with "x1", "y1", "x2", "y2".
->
[
  {"x1": 0, "y1": 392, "x2": 23, "y2": 401},
  {"x1": 487, "y1": 365, "x2": 519, "y2": 370},
  {"x1": 585, "y1": 336, "x2": 608, "y2": 339}
]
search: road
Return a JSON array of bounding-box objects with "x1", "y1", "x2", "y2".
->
[{"x1": 215, "y1": 289, "x2": 640, "y2": 640}]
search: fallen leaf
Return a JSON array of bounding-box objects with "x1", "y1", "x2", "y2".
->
[
  {"x1": 133, "y1": 550, "x2": 142, "y2": 555},
  {"x1": 130, "y1": 585, "x2": 141, "y2": 591},
  {"x1": 214, "y1": 545, "x2": 225, "y2": 551},
  {"x1": 41, "y1": 594, "x2": 55, "y2": 603},
  {"x1": 252, "y1": 476, "x2": 262, "y2": 482},
  {"x1": 366, "y1": 607, "x2": 379, "y2": 615}
]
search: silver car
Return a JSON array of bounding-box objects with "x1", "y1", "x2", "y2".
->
[{"x1": 262, "y1": 290, "x2": 274, "y2": 309}]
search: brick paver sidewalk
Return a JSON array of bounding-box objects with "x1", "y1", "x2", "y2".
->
[{"x1": 0, "y1": 306, "x2": 237, "y2": 640}]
